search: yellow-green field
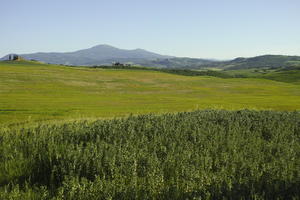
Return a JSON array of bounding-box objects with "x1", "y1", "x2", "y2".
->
[{"x1": 0, "y1": 60, "x2": 300, "y2": 125}]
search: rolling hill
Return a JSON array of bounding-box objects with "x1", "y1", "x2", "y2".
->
[
  {"x1": 1, "y1": 59, "x2": 299, "y2": 199},
  {"x1": 206, "y1": 55, "x2": 300, "y2": 70},
  {"x1": 2, "y1": 45, "x2": 300, "y2": 70},
  {"x1": 1, "y1": 45, "x2": 172, "y2": 66},
  {"x1": 0, "y1": 45, "x2": 215, "y2": 68},
  {"x1": 0, "y1": 60, "x2": 299, "y2": 125}
]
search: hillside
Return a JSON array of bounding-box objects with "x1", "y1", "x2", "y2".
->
[
  {"x1": 0, "y1": 60, "x2": 300, "y2": 125},
  {"x1": 222, "y1": 67, "x2": 300, "y2": 84},
  {"x1": 139, "y1": 57, "x2": 215, "y2": 69},
  {"x1": 0, "y1": 45, "x2": 172, "y2": 66},
  {"x1": 206, "y1": 55, "x2": 300, "y2": 70},
  {"x1": 2, "y1": 46, "x2": 300, "y2": 70},
  {"x1": 0, "y1": 60, "x2": 300, "y2": 199},
  {"x1": 0, "y1": 45, "x2": 216, "y2": 68}
]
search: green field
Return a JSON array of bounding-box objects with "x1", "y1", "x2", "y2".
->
[
  {"x1": 1, "y1": 61, "x2": 300, "y2": 125},
  {"x1": 223, "y1": 68, "x2": 300, "y2": 84},
  {"x1": 1, "y1": 61, "x2": 300, "y2": 199}
]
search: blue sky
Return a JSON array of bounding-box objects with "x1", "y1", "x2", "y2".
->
[{"x1": 1, "y1": 0, "x2": 300, "y2": 59}]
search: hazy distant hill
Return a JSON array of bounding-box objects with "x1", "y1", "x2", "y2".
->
[
  {"x1": 1, "y1": 45, "x2": 173, "y2": 66},
  {"x1": 207, "y1": 55, "x2": 300, "y2": 70},
  {"x1": 2, "y1": 46, "x2": 300, "y2": 69},
  {"x1": 141, "y1": 55, "x2": 300, "y2": 70},
  {"x1": 1, "y1": 45, "x2": 217, "y2": 68},
  {"x1": 139, "y1": 57, "x2": 215, "y2": 69}
]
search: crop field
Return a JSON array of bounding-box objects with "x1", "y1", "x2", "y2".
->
[
  {"x1": 0, "y1": 61, "x2": 300, "y2": 125},
  {"x1": 0, "y1": 110, "x2": 299, "y2": 199}
]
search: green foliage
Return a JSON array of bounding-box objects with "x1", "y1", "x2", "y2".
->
[
  {"x1": 261, "y1": 69, "x2": 300, "y2": 84},
  {"x1": 0, "y1": 110, "x2": 299, "y2": 199},
  {"x1": 223, "y1": 67, "x2": 300, "y2": 84}
]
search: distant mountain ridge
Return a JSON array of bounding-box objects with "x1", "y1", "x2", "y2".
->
[
  {"x1": 1, "y1": 45, "x2": 300, "y2": 69},
  {"x1": 1, "y1": 45, "x2": 173, "y2": 66},
  {"x1": 206, "y1": 55, "x2": 300, "y2": 70}
]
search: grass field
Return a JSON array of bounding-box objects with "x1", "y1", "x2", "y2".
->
[
  {"x1": 1, "y1": 60, "x2": 300, "y2": 125},
  {"x1": 1, "y1": 61, "x2": 299, "y2": 199}
]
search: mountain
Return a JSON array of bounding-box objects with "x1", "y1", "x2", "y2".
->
[
  {"x1": 206, "y1": 55, "x2": 300, "y2": 70},
  {"x1": 2, "y1": 46, "x2": 300, "y2": 69},
  {"x1": 0, "y1": 45, "x2": 173, "y2": 66}
]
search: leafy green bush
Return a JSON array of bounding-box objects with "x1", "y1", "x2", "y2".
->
[{"x1": 0, "y1": 110, "x2": 299, "y2": 199}]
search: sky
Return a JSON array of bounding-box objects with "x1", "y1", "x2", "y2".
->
[{"x1": 1, "y1": 0, "x2": 300, "y2": 59}]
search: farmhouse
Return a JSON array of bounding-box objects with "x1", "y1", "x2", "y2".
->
[{"x1": 8, "y1": 54, "x2": 22, "y2": 61}]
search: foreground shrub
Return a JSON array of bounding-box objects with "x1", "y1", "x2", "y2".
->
[{"x1": 0, "y1": 110, "x2": 299, "y2": 199}]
